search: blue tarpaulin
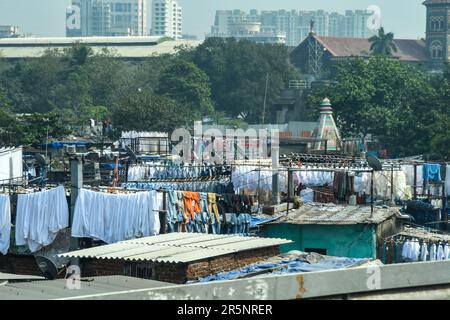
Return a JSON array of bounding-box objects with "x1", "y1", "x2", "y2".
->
[
  {"x1": 101, "y1": 163, "x2": 125, "y2": 170},
  {"x1": 198, "y1": 254, "x2": 370, "y2": 282},
  {"x1": 44, "y1": 141, "x2": 89, "y2": 149}
]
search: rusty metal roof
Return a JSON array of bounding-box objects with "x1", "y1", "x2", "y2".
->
[
  {"x1": 312, "y1": 35, "x2": 427, "y2": 62},
  {"x1": 59, "y1": 233, "x2": 292, "y2": 263}
]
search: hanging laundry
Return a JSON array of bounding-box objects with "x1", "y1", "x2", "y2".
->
[
  {"x1": 446, "y1": 165, "x2": 450, "y2": 197},
  {"x1": 369, "y1": 171, "x2": 408, "y2": 201},
  {"x1": 15, "y1": 186, "x2": 69, "y2": 253},
  {"x1": 296, "y1": 167, "x2": 335, "y2": 188},
  {"x1": 437, "y1": 244, "x2": 445, "y2": 260},
  {"x1": 411, "y1": 239, "x2": 420, "y2": 261},
  {"x1": 401, "y1": 239, "x2": 412, "y2": 261},
  {"x1": 423, "y1": 163, "x2": 442, "y2": 183},
  {"x1": 0, "y1": 195, "x2": 11, "y2": 255},
  {"x1": 444, "y1": 244, "x2": 450, "y2": 260},
  {"x1": 122, "y1": 179, "x2": 233, "y2": 194},
  {"x1": 231, "y1": 166, "x2": 287, "y2": 194},
  {"x1": 72, "y1": 189, "x2": 160, "y2": 244},
  {"x1": 430, "y1": 243, "x2": 437, "y2": 261},
  {"x1": 420, "y1": 242, "x2": 428, "y2": 261}
]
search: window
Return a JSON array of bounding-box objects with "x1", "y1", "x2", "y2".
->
[
  {"x1": 430, "y1": 16, "x2": 445, "y2": 31},
  {"x1": 431, "y1": 40, "x2": 444, "y2": 59}
]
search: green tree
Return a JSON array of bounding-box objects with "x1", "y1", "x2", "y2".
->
[
  {"x1": 157, "y1": 59, "x2": 214, "y2": 117},
  {"x1": 190, "y1": 38, "x2": 298, "y2": 123},
  {"x1": 112, "y1": 91, "x2": 188, "y2": 133},
  {"x1": 308, "y1": 57, "x2": 437, "y2": 157},
  {"x1": 19, "y1": 112, "x2": 71, "y2": 146},
  {"x1": 0, "y1": 109, "x2": 22, "y2": 146},
  {"x1": 369, "y1": 27, "x2": 398, "y2": 56}
]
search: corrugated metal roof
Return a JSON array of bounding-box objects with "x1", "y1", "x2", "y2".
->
[
  {"x1": 0, "y1": 276, "x2": 172, "y2": 300},
  {"x1": 59, "y1": 233, "x2": 293, "y2": 263},
  {"x1": 0, "y1": 272, "x2": 45, "y2": 281},
  {"x1": 276, "y1": 203, "x2": 399, "y2": 225}
]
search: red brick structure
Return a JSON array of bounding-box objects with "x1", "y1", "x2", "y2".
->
[{"x1": 80, "y1": 246, "x2": 280, "y2": 284}]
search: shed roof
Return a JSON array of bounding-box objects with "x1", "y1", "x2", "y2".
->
[
  {"x1": 398, "y1": 226, "x2": 450, "y2": 242},
  {"x1": 59, "y1": 233, "x2": 292, "y2": 263},
  {"x1": 276, "y1": 203, "x2": 399, "y2": 225},
  {"x1": 0, "y1": 276, "x2": 172, "y2": 300},
  {"x1": 0, "y1": 37, "x2": 203, "y2": 59},
  {"x1": 301, "y1": 34, "x2": 428, "y2": 62}
]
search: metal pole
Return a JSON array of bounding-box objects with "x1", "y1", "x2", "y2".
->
[
  {"x1": 390, "y1": 164, "x2": 394, "y2": 204},
  {"x1": 262, "y1": 73, "x2": 269, "y2": 125},
  {"x1": 371, "y1": 169, "x2": 374, "y2": 217},
  {"x1": 287, "y1": 167, "x2": 293, "y2": 216},
  {"x1": 272, "y1": 138, "x2": 280, "y2": 205},
  {"x1": 413, "y1": 162, "x2": 417, "y2": 200},
  {"x1": 70, "y1": 156, "x2": 83, "y2": 251}
]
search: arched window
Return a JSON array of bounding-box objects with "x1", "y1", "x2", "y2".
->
[
  {"x1": 430, "y1": 16, "x2": 445, "y2": 31},
  {"x1": 431, "y1": 40, "x2": 443, "y2": 59}
]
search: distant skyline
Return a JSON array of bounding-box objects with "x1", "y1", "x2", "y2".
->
[{"x1": 0, "y1": 0, "x2": 426, "y2": 39}]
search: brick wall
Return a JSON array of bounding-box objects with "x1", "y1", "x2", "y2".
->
[
  {"x1": 0, "y1": 254, "x2": 43, "y2": 276},
  {"x1": 79, "y1": 246, "x2": 280, "y2": 284},
  {"x1": 80, "y1": 258, "x2": 125, "y2": 278}
]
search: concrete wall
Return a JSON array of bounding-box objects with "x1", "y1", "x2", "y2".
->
[{"x1": 263, "y1": 223, "x2": 377, "y2": 258}]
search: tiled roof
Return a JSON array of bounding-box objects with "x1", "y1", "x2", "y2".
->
[{"x1": 313, "y1": 35, "x2": 428, "y2": 62}]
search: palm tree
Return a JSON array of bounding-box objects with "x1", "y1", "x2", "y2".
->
[{"x1": 369, "y1": 27, "x2": 397, "y2": 56}]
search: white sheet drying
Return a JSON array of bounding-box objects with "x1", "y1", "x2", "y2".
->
[
  {"x1": 72, "y1": 189, "x2": 161, "y2": 244},
  {"x1": 15, "y1": 186, "x2": 69, "y2": 253},
  {"x1": 0, "y1": 195, "x2": 11, "y2": 255}
]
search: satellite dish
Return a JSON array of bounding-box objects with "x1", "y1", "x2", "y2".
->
[
  {"x1": 34, "y1": 153, "x2": 47, "y2": 166},
  {"x1": 35, "y1": 256, "x2": 58, "y2": 280},
  {"x1": 366, "y1": 155, "x2": 383, "y2": 171}
]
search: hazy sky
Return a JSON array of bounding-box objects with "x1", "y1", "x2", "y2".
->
[{"x1": 0, "y1": 0, "x2": 426, "y2": 39}]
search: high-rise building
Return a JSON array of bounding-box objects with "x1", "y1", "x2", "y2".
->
[
  {"x1": 209, "y1": 9, "x2": 376, "y2": 47},
  {"x1": 66, "y1": 0, "x2": 147, "y2": 37},
  {"x1": 0, "y1": 26, "x2": 20, "y2": 38},
  {"x1": 150, "y1": 0, "x2": 182, "y2": 40}
]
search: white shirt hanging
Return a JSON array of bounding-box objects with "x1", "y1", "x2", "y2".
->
[
  {"x1": 430, "y1": 244, "x2": 437, "y2": 261},
  {"x1": 420, "y1": 242, "x2": 428, "y2": 261}
]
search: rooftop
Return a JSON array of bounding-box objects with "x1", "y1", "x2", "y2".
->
[
  {"x1": 0, "y1": 36, "x2": 203, "y2": 59},
  {"x1": 302, "y1": 34, "x2": 428, "y2": 62},
  {"x1": 276, "y1": 203, "x2": 400, "y2": 225},
  {"x1": 398, "y1": 226, "x2": 450, "y2": 242},
  {"x1": 60, "y1": 233, "x2": 292, "y2": 263},
  {"x1": 0, "y1": 276, "x2": 172, "y2": 300}
]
